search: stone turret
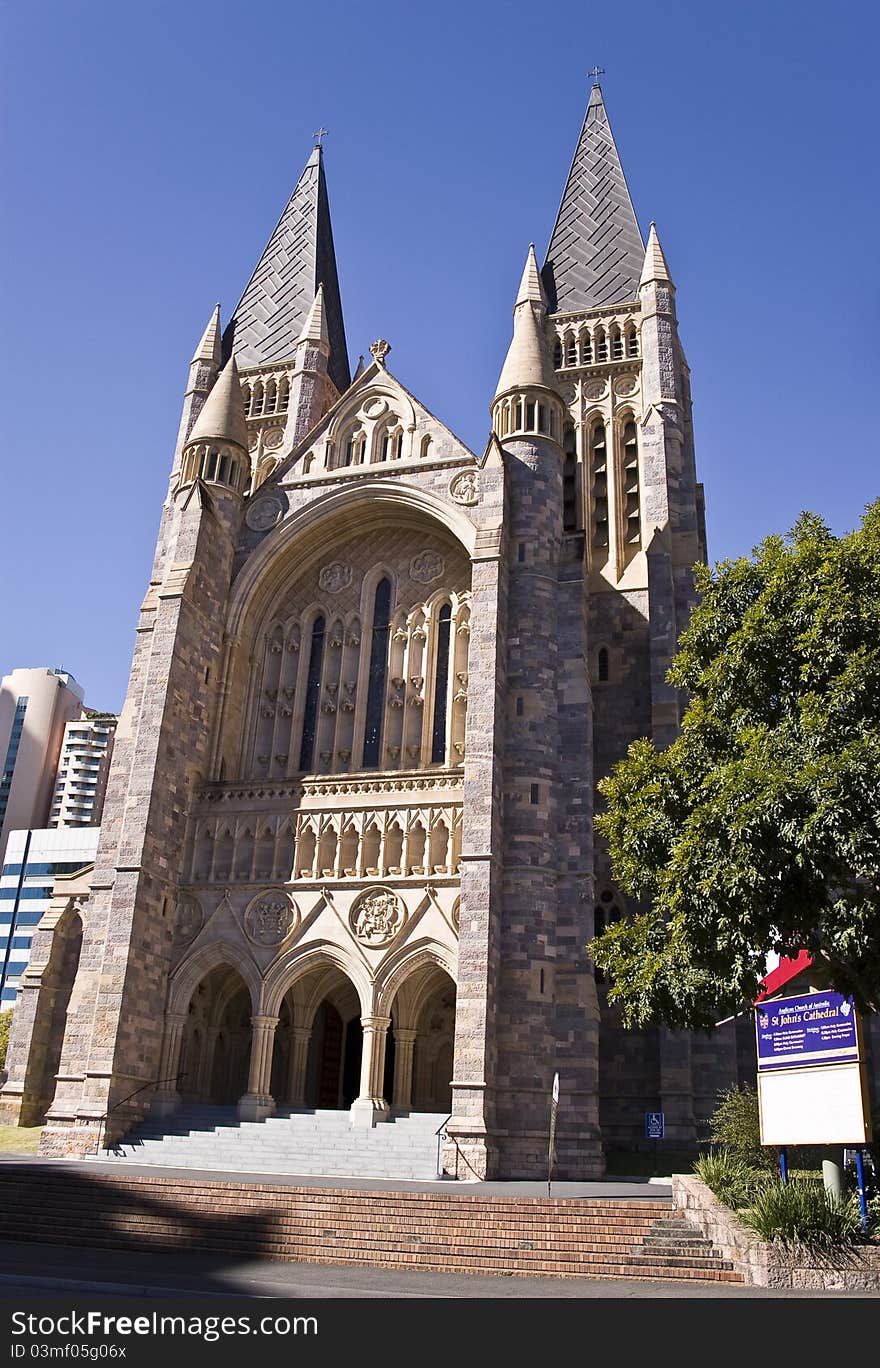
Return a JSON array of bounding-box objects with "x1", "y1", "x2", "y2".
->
[
  {"x1": 178, "y1": 357, "x2": 249, "y2": 495},
  {"x1": 172, "y1": 305, "x2": 222, "y2": 478},
  {"x1": 492, "y1": 246, "x2": 564, "y2": 446}
]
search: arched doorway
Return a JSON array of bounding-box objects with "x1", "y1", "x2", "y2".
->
[
  {"x1": 16, "y1": 905, "x2": 83, "y2": 1125},
  {"x1": 385, "y1": 962, "x2": 456, "y2": 1114},
  {"x1": 178, "y1": 964, "x2": 252, "y2": 1106},
  {"x1": 300, "y1": 968, "x2": 363, "y2": 1109}
]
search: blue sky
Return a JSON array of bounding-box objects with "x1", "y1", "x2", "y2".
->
[{"x1": 1, "y1": 0, "x2": 877, "y2": 710}]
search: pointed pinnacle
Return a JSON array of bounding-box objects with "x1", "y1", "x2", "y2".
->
[
  {"x1": 639, "y1": 222, "x2": 673, "y2": 288},
  {"x1": 191, "y1": 304, "x2": 222, "y2": 366},
  {"x1": 296, "y1": 283, "x2": 329, "y2": 348},
  {"x1": 515, "y1": 245, "x2": 547, "y2": 310}
]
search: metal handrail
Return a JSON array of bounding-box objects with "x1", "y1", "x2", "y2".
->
[
  {"x1": 434, "y1": 1112, "x2": 452, "y2": 1177},
  {"x1": 94, "y1": 1072, "x2": 187, "y2": 1155}
]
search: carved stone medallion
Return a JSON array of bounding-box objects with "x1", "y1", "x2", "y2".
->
[
  {"x1": 173, "y1": 894, "x2": 204, "y2": 945},
  {"x1": 449, "y1": 470, "x2": 479, "y2": 506},
  {"x1": 262, "y1": 425, "x2": 284, "y2": 449},
  {"x1": 409, "y1": 550, "x2": 445, "y2": 585},
  {"x1": 245, "y1": 495, "x2": 284, "y2": 532},
  {"x1": 244, "y1": 889, "x2": 297, "y2": 946},
  {"x1": 248, "y1": 431, "x2": 260, "y2": 452},
  {"x1": 349, "y1": 887, "x2": 406, "y2": 946},
  {"x1": 614, "y1": 374, "x2": 638, "y2": 396},
  {"x1": 583, "y1": 380, "x2": 606, "y2": 402},
  {"x1": 318, "y1": 562, "x2": 353, "y2": 593},
  {"x1": 451, "y1": 896, "x2": 461, "y2": 934}
]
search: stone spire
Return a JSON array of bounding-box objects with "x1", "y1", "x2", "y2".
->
[
  {"x1": 191, "y1": 304, "x2": 222, "y2": 366},
  {"x1": 224, "y1": 144, "x2": 350, "y2": 394},
  {"x1": 541, "y1": 83, "x2": 644, "y2": 312},
  {"x1": 639, "y1": 222, "x2": 674, "y2": 288},
  {"x1": 187, "y1": 356, "x2": 249, "y2": 451},
  {"x1": 494, "y1": 246, "x2": 557, "y2": 399}
]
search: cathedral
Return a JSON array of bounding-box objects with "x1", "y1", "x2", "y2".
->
[{"x1": 2, "y1": 83, "x2": 745, "y2": 1178}]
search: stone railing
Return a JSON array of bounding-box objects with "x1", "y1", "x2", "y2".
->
[{"x1": 187, "y1": 770, "x2": 463, "y2": 886}]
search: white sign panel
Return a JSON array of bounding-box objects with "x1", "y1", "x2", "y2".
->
[{"x1": 758, "y1": 1063, "x2": 870, "y2": 1146}]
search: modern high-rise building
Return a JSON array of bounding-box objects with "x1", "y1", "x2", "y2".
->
[
  {"x1": 48, "y1": 715, "x2": 117, "y2": 830},
  {"x1": 0, "y1": 669, "x2": 85, "y2": 863},
  {"x1": 0, "y1": 827, "x2": 100, "y2": 1005}
]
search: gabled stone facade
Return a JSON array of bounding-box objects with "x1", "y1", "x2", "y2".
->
[{"x1": 2, "y1": 88, "x2": 747, "y2": 1177}]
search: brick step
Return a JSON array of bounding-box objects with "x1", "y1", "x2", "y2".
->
[
  {"x1": 0, "y1": 1226, "x2": 741, "y2": 1282},
  {"x1": 0, "y1": 1197, "x2": 671, "y2": 1237},
  {"x1": 0, "y1": 1210, "x2": 673, "y2": 1253}
]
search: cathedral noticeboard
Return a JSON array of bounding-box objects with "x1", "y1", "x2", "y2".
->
[{"x1": 756, "y1": 990, "x2": 873, "y2": 1146}]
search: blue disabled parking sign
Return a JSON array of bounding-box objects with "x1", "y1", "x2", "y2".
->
[{"x1": 645, "y1": 1111, "x2": 665, "y2": 1140}]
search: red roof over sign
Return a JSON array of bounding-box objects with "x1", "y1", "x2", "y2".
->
[{"x1": 755, "y1": 951, "x2": 813, "y2": 1002}]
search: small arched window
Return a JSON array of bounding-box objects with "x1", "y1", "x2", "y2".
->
[
  {"x1": 626, "y1": 325, "x2": 639, "y2": 358},
  {"x1": 595, "y1": 329, "x2": 608, "y2": 363},
  {"x1": 565, "y1": 332, "x2": 577, "y2": 367},
  {"x1": 580, "y1": 332, "x2": 593, "y2": 365},
  {"x1": 611, "y1": 326, "x2": 624, "y2": 361},
  {"x1": 597, "y1": 647, "x2": 609, "y2": 682},
  {"x1": 553, "y1": 339, "x2": 563, "y2": 369}
]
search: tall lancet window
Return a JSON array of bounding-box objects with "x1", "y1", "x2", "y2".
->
[
  {"x1": 299, "y1": 616, "x2": 326, "y2": 771},
  {"x1": 430, "y1": 603, "x2": 452, "y2": 764},
  {"x1": 362, "y1": 578, "x2": 392, "y2": 767}
]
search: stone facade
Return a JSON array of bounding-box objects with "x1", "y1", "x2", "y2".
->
[{"x1": 2, "y1": 88, "x2": 755, "y2": 1176}]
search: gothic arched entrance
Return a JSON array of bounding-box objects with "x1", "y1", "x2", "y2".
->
[
  {"x1": 383, "y1": 961, "x2": 456, "y2": 1114},
  {"x1": 178, "y1": 964, "x2": 252, "y2": 1106}
]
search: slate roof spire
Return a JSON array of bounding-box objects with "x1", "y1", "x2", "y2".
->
[
  {"x1": 224, "y1": 144, "x2": 350, "y2": 394},
  {"x1": 541, "y1": 83, "x2": 645, "y2": 312}
]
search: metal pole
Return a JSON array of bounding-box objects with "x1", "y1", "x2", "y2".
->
[
  {"x1": 855, "y1": 1150, "x2": 869, "y2": 1231},
  {"x1": 779, "y1": 1148, "x2": 787, "y2": 1184}
]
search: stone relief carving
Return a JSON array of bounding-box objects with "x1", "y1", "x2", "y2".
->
[
  {"x1": 614, "y1": 375, "x2": 638, "y2": 396},
  {"x1": 449, "y1": 470, "x2": 479, "y2": 506},
  {"x1": 349, "y1": 887, "x2": 406, "y2": 946},
  {"x1": 451, "y1": 896, "x2": 460, "y2": 934},
  {"x1": 173, "y1": 893, "x2": 204, "y2": 945},
  {"x1": 247, "y1": 431, "x2": 260, "y2": 451},
  {"x1": 318, "y1": 562, "x2": 353, "y2": 593},
  {"x1": 583, "y1": 380, "x2": 606, "y2": 401},
  {"x1": 262, "y1": 426, "x2": 284, "y2": 449},
  {"x1": 244, "y1": 889, "x2": 297, "y2": 946},
  {"x1": 409, "y1": 550, "x2": 445, "y2": 585},
  {"x1": 245, "y1": 495, "x2": 284, "y2": 532}
]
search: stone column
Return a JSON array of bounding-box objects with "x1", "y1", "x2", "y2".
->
[
  {"x1": 392, "y1": 1029, "x2": 417, "y2": 1111},
  {"x1": 350, "y1": 1015, "x2": 391, "y2": 1128},
  {"x1": 151, "y1": 1012, "x2": 187, "y2": 1117},
  {"x1": 238, "y1": 1015, "x2": 278, "y2": 1121},
  {"x1": 287, "y1": 1026, "x2": 312, "y2": 1107}
]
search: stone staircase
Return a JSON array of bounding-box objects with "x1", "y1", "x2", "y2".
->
[
  {"x1": 91, "y1": 1105, "x2": 448, "y2": 1180},
  {"x1": 0, "y1": 1166, "x2": 744, "y2": 1283}
]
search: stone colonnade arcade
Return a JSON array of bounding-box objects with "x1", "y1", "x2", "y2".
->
[{"x1": 156, "y1": 944, "x2": 457, "y2": 1125}]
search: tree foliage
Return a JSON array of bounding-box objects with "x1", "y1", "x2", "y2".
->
[
  {"x1": 0, "y1": 1010, "x2": 12, "y2": 1072},
  {"x1": 591, "y1": 503, "x2": 880, "y2": 1029}
]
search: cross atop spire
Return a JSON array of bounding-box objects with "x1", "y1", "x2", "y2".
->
[
  {"x1": 313, "y1": 126, "x2": 328, "y2": 148},
  {"x1": 588, "y1": 65, "x2": 605, "y2": 83}
]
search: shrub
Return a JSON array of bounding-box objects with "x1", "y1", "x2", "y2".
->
[
  {"x1": 694, "y1": 1148, "x2": 768, "y2": 1210},
  {"x1": 739, "y1": 1180, "x2": 864, "y2": 1247},
  {"x1": 707, "y1": 1084, "x2": 775, "y2": 1170}
]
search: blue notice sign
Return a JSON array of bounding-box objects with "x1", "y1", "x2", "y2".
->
[
  {"x1": 645, "y1": 1111, "x2": 664, "y2": 1139},
  {"x1": 756, "y1": 991, "x2": 859, "y2": 1071}
]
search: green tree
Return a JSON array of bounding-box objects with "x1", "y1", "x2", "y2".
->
[
  {"x1": 591, "y1": 504, "x2": 880, "y2": 1030},
  {"x1": 0, "y1": 1010, "x2": 12, "y2": 1072}
]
